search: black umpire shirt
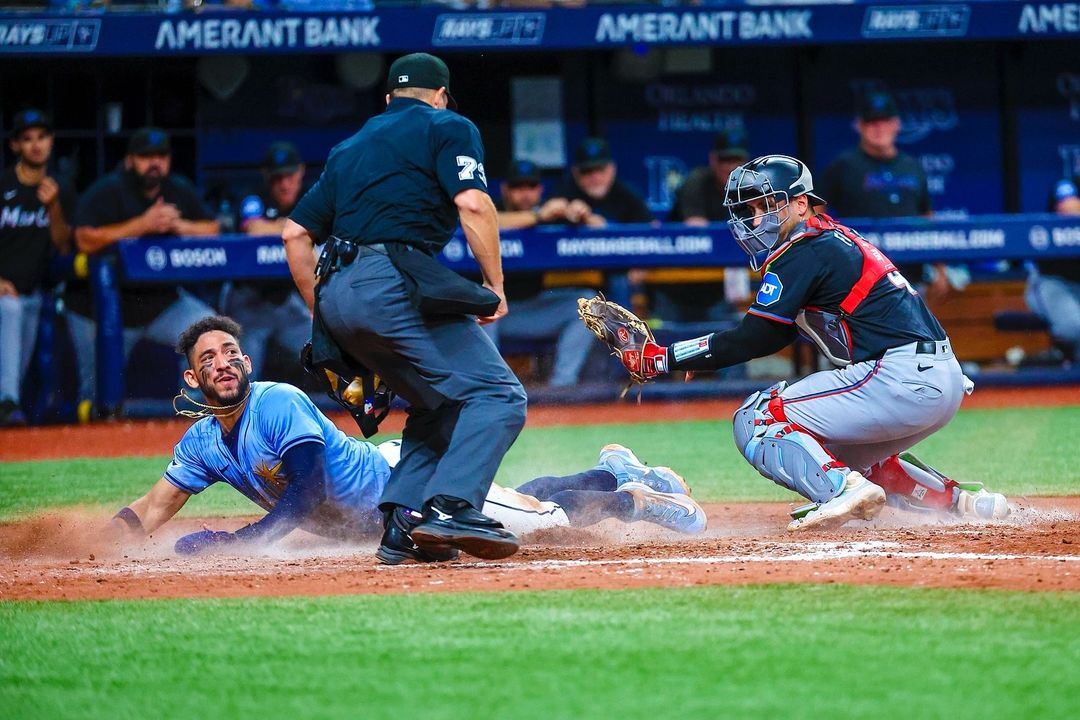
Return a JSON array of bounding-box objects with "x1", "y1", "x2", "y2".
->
[
  {"x1": 0, "y1": 166, "x2": 76, "y2": 295},
  {"x1": 819, "y1": 148, "x2": 930, "y2": 220},
  {"x1": 290, "y1": 97, "x2": 488, "y2": 252},
  {"x1": 70, "y1": 169, "x2": 212, "y2": 327}
]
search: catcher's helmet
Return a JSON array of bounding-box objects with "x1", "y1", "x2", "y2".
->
[{"x1": 723, "y1": 155, "x2": 826, "y2": 270}]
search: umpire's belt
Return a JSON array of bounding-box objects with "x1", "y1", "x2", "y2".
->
[
  {"x1": 318, "y1": 238, "x2": 387, "y2": 278},
  {"x1": 337, "y1": 240, "x2": 388, "y2": 266}
]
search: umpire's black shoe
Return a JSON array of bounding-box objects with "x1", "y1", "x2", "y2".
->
[
  {"x1": 411, "y1": 495, "x2": 520, "y2": 560},
  {"x1": 375, "y1": 507, "x2": 459, "y2": 566}
]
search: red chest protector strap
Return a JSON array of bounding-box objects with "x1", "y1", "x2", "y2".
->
[{"x1": 802, "y1": 214, "x2": 896, "y2": 315}]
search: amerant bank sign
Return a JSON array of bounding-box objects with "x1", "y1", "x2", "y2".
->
[
  {"x1": 154, "y1": 15, "x2": 380, "y2": 51},
  {"x1": 593, "y1": 10, "x2": 813, "y2": 43}
]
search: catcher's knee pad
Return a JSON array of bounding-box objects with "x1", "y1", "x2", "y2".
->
[
  {"x1": 732, "y1": 381, "x2": 787, "y2": 450},
  {"x1": 733, "y1": 382, "x2": 848, "y2": 503}
]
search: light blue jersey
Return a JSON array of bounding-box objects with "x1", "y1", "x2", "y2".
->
[{"x1": 164, "y1": 382, "x2": 390, "y2": 533}]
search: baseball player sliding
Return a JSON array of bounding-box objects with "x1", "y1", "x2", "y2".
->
[
  {"x1": 581, "y1": 154, "x2": 1009, "y2": 531},
  {"x1": 106, "y1": 317, "x2": 706, "y2": 564}
]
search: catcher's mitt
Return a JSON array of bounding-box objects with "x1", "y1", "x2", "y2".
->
[{"x1": 577, "y1": 295, "x2": 668, "y2": 383}]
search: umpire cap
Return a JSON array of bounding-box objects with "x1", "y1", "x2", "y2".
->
[
  {"x1": 387, "y1": 53, "x2": 458, "y2": 110},
  {"x1": 11, "y1": 108, "x2": 52, "y2": 137}
]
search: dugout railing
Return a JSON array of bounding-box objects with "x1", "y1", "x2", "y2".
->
[{"x1": 37, "y1": 213, "x2": 1080, "y2": 419}]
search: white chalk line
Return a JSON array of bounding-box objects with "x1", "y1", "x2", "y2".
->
[
  {"x1": 10, "y1": 541, "x2": 1078, "y2": 583},
  {"x1": 387, "y1": 541, "x2": 1080, "y2": 572}
]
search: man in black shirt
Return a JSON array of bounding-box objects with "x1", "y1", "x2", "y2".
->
[
  {"x1": 492, "y1": 159, "x2": 599, "y2": 387},
  {"x1": 283, "y1": 53, "x2": 526, "y2": 563},
  {"x1": 551, "y1": 137, "x2": 654, "y2": 225},
  {"x1": 1025, "y1": 177, "x2": 1080, "y2": 362},
  {"x1": 0, "y1": 109, "x2": 75, "y2": 425},
  {"x1": 615, "y1": 154, "x2": 1008, "y2": 531},
  {"x1": 70, "y1": 127, "x2": 218, "y2": 413},
  {"x1": 670, "y1": 128, "x2": 749, "y2": 226},
  {"x1": 662, "y1": 127, "x2": 752, "y2": 323},
  {"x1": 551, "y1": 137, "x2": 654, "y2": 317},
  {"x1": 819, "y1": 90, "x2": 957, "y2": 300},
  {"x1": 819, "y1": 91, "x2": 930, "y2": 220},
  {"x1": 223, "y1": 141, "x2": 310, "y2": 380}
]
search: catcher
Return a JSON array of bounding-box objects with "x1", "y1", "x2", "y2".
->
[
  {"x1": 579, "y1": 154, "x2": 1009, "y2": 531},
  {"x1": 105, "y1": 316, "x2": 706, "y2": 564}
]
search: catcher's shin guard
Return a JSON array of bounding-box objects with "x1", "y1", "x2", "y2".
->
[
  {"x1": 866, "y1": 453, "x2": 958, "y2": 512},
  {"x1": 868, "y1": 453, "x2": 1010, "y2": 519},
  {"x1": 732, "y1": 383, "x2": 849, "y2": 504}
]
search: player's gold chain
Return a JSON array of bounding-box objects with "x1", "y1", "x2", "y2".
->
[{"x1": 172, "y1": 386, "x2": 252, "y2": 419}]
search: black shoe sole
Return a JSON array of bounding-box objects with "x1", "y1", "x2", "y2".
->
[
  {"x1": 375, "y1": 543, "x2": 460, "y2": 566},
  {"x1": 411, "y1": 524, "x2": 520, "y2": 560}
]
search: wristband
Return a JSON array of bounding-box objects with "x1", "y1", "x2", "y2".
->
[{"x1": 113, "y1": 506, "x2": 145, "y2": 536}]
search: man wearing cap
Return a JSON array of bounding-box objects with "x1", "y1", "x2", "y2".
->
[
  {"x1": 222, "y1": 141, "x2": 310, "y2": 380},
  {"x1": 491, "y1": 159, "x2": 599, "y2": 387},
  {"x1": 659, "y1": 128, "x2": 753, "y2": 323},
  {"x1": 1025, "y1": 177, "x2": 1080, "y2": 363},
  {"x1": 69, "y1": 126, "x2": 218, "y2": 415},
  {"x1": 0, "y1": 109, "x2": 76, "y2": 425},
  {"x1": 819, "y1": 90, "x2": 956, "y2": 303},
  {"x1": 819, "y1": 90, "x2": 931, "y2": 220},
  {"x1": 282, "y1": 53, "x2": 527, "y2": 563},
  {"x1": 670, "y1": 128, "x2": 750, "y2": 225},
  {"x1": 551, "y1": 137, "x2": 653, "y2": 225}
]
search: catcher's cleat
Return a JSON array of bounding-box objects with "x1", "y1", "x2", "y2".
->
[
  {"x1": 790, "y1": 501, "x2": 819, "y2": 520},
  {"x1": 411, "y1": 496, "x2": 520, "y2": 561},
  {"x1": 619, "y1": 482, "x2": 707, "y2": 535},
  {"x1": 597, "y1": 444, "x2": 691, "y2": 495},
  {"x1": 955, "y1": 489, "x2": 1010, "y2": 521},
  {"x1": 787, "y1": 472, "x2": 885, "y2": 532},
  {"x1": 376, "y1": 507, "x2": 459, "y2": 566}
]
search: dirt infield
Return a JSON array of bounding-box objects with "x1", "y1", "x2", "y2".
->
[
  {"x1": 1, "y1": 387, "x2": 1077, "y2": 602},
  {"x1": 1, "y1": 498, "x2": 1077, "y2": 601}
]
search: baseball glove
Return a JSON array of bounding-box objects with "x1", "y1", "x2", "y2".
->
[{"x1": 577, "y1": 295, "x2": 668, "y2": 383}]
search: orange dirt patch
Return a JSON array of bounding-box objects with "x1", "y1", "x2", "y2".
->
[
  {"x1": 2, "y1": 385, "x2": 1076, "y2": 462},
  {"x1": 2, "y1": 498, "x2": 1077, "y2": 601}
]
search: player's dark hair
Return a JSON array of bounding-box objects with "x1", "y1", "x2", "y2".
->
[{"x1": 175, "y1": 315, "x2": 243, "y2": 365}]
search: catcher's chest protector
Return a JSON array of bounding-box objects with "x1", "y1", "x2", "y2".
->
[{"x1": 794, "y1": 216, "x2": 897, "y2": 366}]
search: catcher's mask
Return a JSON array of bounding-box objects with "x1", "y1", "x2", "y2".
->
[
  {"x1": 723, "y1": 155, "x2": 825, "y2": 271},
  {"x1": 301, "y1": 342, "x2": 393, "y2": 438}
]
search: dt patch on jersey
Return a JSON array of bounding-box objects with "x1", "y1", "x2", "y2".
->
[{"x1": 756, "y1": 272, "x2": 783, "y2": 306}]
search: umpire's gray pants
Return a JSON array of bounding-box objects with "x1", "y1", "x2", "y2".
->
[{"x1": 318, "y1": 251, "x2": 528, "y2": 513}]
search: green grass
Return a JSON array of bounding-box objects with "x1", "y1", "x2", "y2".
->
[
  {"x1": 1, "y1": 406, "x2": 1078, "y2": 520},
  {"x1": 2, "y1": 585, "x2": 1079, "y2": 720}
]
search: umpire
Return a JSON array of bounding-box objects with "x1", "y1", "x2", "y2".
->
[{"x1": 282, "y1": 53, "x2": 527, "y2": 564}]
